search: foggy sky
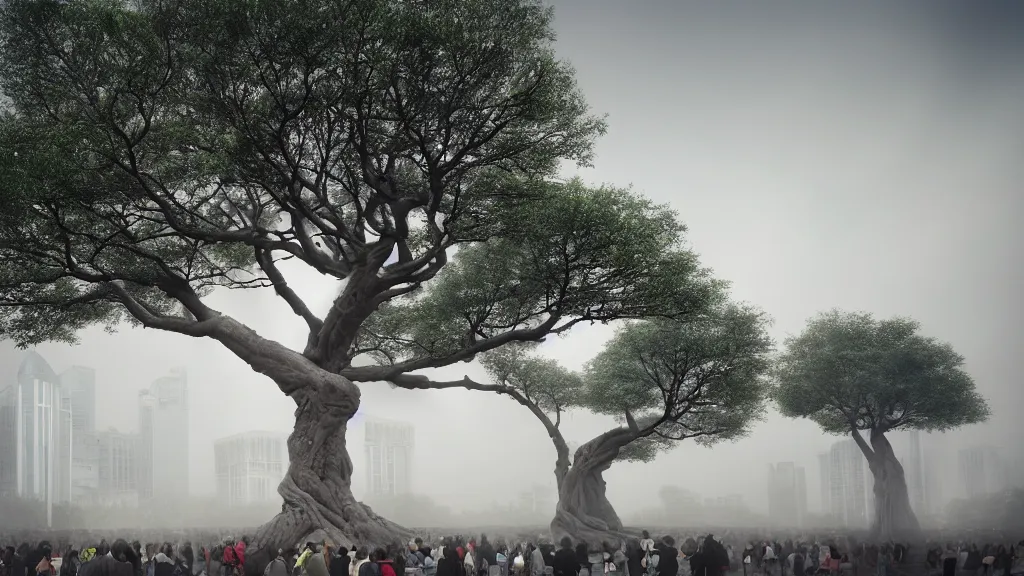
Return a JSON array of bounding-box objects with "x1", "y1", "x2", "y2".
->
[{"x1": 5, "y1": 0, "x2": 1023, "y2": 517}]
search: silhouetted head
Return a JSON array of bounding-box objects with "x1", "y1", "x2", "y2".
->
[
  {"x1": 110, "y1": 540, "x2": 132, "y2": 563},
  {"x1": 560, "y1": 537, "x2": 572, "y2": 551},
  {"x1": 641, "y1": 532, "x2": 650, "y2": 540}
]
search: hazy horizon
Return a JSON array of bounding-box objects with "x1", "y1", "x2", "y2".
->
[{"x1": 2, "y1": 0, "x2": 1023, "y2": 525}]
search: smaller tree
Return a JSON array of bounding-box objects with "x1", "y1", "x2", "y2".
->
[
  {"x1": 550, "y1": 307, "x2": 773, "y2": 544},
  {"x1": 773, "y1": 310, "x2": 990, "y2": 541}
]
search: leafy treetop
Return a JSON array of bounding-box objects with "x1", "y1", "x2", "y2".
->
[
  {"x1": 773, "y1": 310, "x2": 990, "y2": 436},
  {"x1": 348, "y1": 181, "x2": 723, "y2": 381},
  {"x1": 0, "y1": 0, "x2": 607, "y2": 375},
  {"x1": 585, "y1": 306, "x2": 775, "y2": 448}
]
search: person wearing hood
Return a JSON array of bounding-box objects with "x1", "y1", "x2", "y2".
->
[
  {"x1": 528, "y1": 546, "x2": 545, "y2": 576},
  {"x1": 152, "y1": 545, "x2": 176, "y2": 576},
  {"x1": 435, "y1": 548, "x2": 460, "y2": 576},
  {"x1": 477, "y1": 538, "x2": 497, "y2": 576},
  {"x1": 304, "y1": 545, "x2": 330, "y2": 576},
  {"x1": 702, "y1": 535, "x2": 729, "y2": 576}
]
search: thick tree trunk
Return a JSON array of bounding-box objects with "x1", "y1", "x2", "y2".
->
[
  {"x1": 550, "y1": 428, "x2": 635, "y2": 548},
  {"x1": 865, "y1": 431, "x2": 921, "y2": 542},
  {"x1": 201, "y1": 316, "x2": 406, "y2": 576},
  {"x1": 245, "y1": 378, "x2": 408, "y2": 575}
]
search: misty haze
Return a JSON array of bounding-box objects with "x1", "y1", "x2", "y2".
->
[{"x1": 0, "y1": 1, "x2": 1022, "y2": 576}]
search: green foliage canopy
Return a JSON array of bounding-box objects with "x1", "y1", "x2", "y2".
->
[
  {"x1": 351, "y1": 181, "x2": 722, "y2": 376},
  {"x1": 773, "y1": 310, "x2": 990, "y2": 435},
  {"x1": 586, "y1": 306, "x2": 775, "y2": 448},
  {"x1": 0, "y1": 0, "x2": 607, "y2": 373}
]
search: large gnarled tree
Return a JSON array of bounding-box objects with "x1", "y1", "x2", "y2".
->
[
  {"x1": 773, "y1": 310, "x2": 989, "y2": 541},
  {"x1": 0, "y1": 0, "x2": 609, "y2": 566}
]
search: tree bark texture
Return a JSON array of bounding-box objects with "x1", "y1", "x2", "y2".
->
[
  {"x1": 203, "y1": 317, "x2": 407, "y2": 576},
  {"x1": 245, "y1": 379, "x2": 408, "y2": 575},
  {"x1": 866, "y1": 431, "x2": 921, "y2": 542},
  {"x1": 850, "y1": 428, "x2": 922, "y2": 551},
  {"x1": 550, "y1": 428, "x2": 635, "y2": 548}
]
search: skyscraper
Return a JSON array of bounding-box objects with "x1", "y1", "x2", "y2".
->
[
  {"x1": 364, "y1": 417, "x2": 413, "y2": 497},
  {"x1": 214, "y1": 431, "x2": 289, "y2": 506},
  {"x1": 818, "y1": 453, "x2": 831, "y2": 514},
  {"x1": 959, "y1": 446, "x2": 1009, "y2": 498},
  {"x1": 828, "y1": 438, "x2": 871, "y2": 528},
  {"x1": 0, "y1": 351, "x2": 73, "y2": 525},
  {"x1": 61, "y1": 366, "x2": 99, "y2": 504},
  {"x1": 97, "y1": 428, "x2": 139, "y2": 505},
  {"x1": 767, "y1": 462, "x2": 807, "y2": 527},
  {"x1": 138, "y1": 368, "x2": 189, "y2": 500}
]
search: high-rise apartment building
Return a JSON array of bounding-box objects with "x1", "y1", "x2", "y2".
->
[
  {"x1": 138, "y1": 368, "x2": 189, "y2": 500},
  {"x1": 214, "y1": 431, "x2": 288, "y2": 506},
  {"x1": 97, "y1": 428, "x2": 139, "y2": 505},
  {"x1": 818, "y1": 453, "x2": 831, "y2": 515},
  {"x1": 364, "y1": 417, "x2": 413, "y2": 497},
  {"x1": 61, "y1": 366, "x2": 99, "y2": 504},
  {"x1": 828, "y1": 438, "x2": 871, "y2": 528},
  {"x1": 768, "y1": 462, "x2": 807, "y2": 527},
  {"x1": 959, "y1": 446, "x2": 1009, "y2": 499},
  {"x1": 0, "y1": 351, "x2": 74, "y2": 525}
]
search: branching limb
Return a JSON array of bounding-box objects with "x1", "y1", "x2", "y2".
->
[{"x1": 255, "y1": 247, "x2": 324, "y2": 341}]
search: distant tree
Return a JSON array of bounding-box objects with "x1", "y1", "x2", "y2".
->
[
  {"x1": 773, "y1": 310, "x2": 990, "y2": 541},
  {"x1": 0, "y1": 0, "x2": 608, "y2": 567}
]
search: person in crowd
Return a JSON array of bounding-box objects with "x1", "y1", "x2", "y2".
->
[
  {"x1": 653, "y1": 538, "x2": 675, "y2": 576},
  {"x1": 90, "y1": 540, "x2": 135, "y2": 576},
  {"x1": 477, "y1": 537, "x2": 496, "y2": 576},
  {"x1": 372, "y1": 550, "x2": 394, "y2": 576},
  {"x1": 35, "y1": 544, "x2": 56, "y2": 576},
  {"x1": 304, "y1": 543, "x2": 330, "y2": 576},
  {"x1": 435, "y1": 548, "x2": 460, "y2": 576},
  {"x1": 330, "y1": 547, "x2": 350, "y2": 576}
]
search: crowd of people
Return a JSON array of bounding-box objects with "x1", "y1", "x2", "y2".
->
[{"x1": 1, "y1": 530, "x2": 1022, "y2": 576}]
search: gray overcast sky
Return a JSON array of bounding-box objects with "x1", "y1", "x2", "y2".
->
[{"x1": 6, "y1": 0, "x2": 1024, "y2": 515}]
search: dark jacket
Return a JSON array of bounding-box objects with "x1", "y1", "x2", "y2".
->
[
  {"x1": 88, "y1": 557, "x2": 135, "y2": 576},
  {"x1": 329, "y1": 555, "x2": 349, "y2": 576},
  {"x1": 551, "y1": 549, "x2": 578, "y2": 576},
  {"x1": 153, "y1": 555, "x2": 176, "y2": 576},
  {"x1": 656, "y1": 547, "x2": 677, "y2": 576},
  {"x1": 436, "y1": 551, "x2": 461, "y2": 576}
]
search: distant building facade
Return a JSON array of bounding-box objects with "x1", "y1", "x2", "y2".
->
[
  {"x1": 61, "y1": 366, "x2": 99, "y2": 504},
  {"x1": 828, "y1": 438, "x2": 871, "y2": 528},
  {"x1": 959, "y1": 446, "x2": 1009, "y2": 499},
  {"x1": 138, "y1": 368, "x2": 189, "y2": 500},
  {"x1": 364, "y1": 418, "x2": 413, "y2": 497},
  {"x1": 214, "y1": 431, "x2": 288, "y2": 506},
  {"x1": 0, "y1": 352, "x2": 74, "y2": 524},
  {"x1": 97, "y1": 429, "x2": 140, "y2": 505},
  {"x1": 818, "y1": 453, "x2": 831, "y2": 515},
  {"x1": 768, "y1": 462, "x2": 807, "y2": 527}
]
